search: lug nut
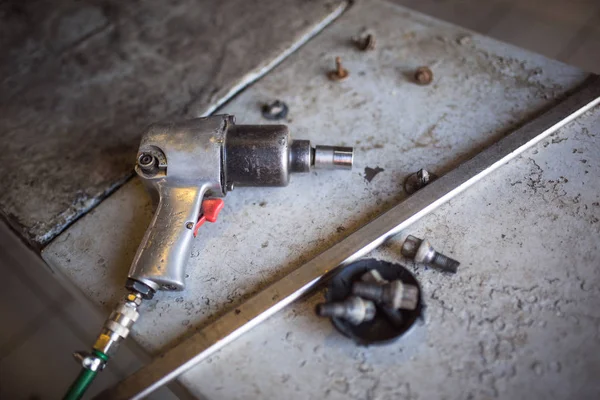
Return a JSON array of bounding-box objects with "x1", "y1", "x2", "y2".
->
[
  {"x1": 327, "y1": 56, "x2": 349, "y2": 81},
  {"x1": 414, "y1": 66, "x2": 433, "y2": 85},
  {"x1": 352, "y1": 32, "x2": 376, "y2": 51},
  {"x1": 404, "y1": 168, "x2": 436, "y2": 194},
  {"x1": 316, "y1": 296, "x2": 376, "y2": 325},
  {"x1": 360, "y1": 270, "x2": 404, "y2": 327},
  {"x1": 261, "y1": 100, "x2": 289, "y2": 120},
  {"x1": 401, "y1": 235, "x2": 460, "y2": 273},
  {"x1": 352, "y1": 280, "x2": 419, "y2": 310}
]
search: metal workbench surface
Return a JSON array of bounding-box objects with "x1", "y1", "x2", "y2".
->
[
  {"x1": 0, "y1": 0, "x2": 346, "y2": 247},
  {"x1": 44, "y1": 0, "x2": 599, "y2": 398}
]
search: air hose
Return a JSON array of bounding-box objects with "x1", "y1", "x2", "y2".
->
[{"x1": 63, "y1": 350, "x2": 108, "y2": 400}]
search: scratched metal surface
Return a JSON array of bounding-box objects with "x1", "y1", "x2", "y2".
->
[
  {"x1": 0, "y1": 0, "x2": 346, "y2": 247},
  {"x1": 43, "y1": 0, "x2": 600, "y2": 398}
]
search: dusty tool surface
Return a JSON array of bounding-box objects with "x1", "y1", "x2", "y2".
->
[
  {"x1": 44, "y1": 0, "x2": 599, "y2": 398},
  {"x1": 0, "y1": 0, "x2": 346, "y2": 247}
]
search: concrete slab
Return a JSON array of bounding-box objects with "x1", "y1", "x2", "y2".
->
[
  {"x1": 43, "y1": 0, "x2": 599, "y2": 398},
  {"x1": 0, "y1": 0, "x2": 346, "y2": 247},
  {"x1": 175, "y1": 106, "x2": 600, "y2": 400}
]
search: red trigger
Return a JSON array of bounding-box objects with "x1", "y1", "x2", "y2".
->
[{"x1": 193, "y1": 198, "x2": 224, "y2": 237}]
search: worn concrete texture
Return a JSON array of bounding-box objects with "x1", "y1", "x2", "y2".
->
[
  {"x1": 43, "y1": 0, "x2": 599, "y2": 398},
  {"x1": 175, "y1": 108, "x2": 600, "y2": 400},
  {"x1": 0, "y1": 0, "x2": 346, "y2": 247}
]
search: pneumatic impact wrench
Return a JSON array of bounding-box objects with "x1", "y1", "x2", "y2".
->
[{"x1": 64, "y1": 115, "x2": 353, "y2": 399}]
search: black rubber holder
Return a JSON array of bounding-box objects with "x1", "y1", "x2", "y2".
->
[{"x1": 325, "y1": 258, "x2": 424, "y2": 345}]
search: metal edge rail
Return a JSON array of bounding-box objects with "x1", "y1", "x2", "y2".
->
[{"x1": 99, "y1": 76, "x2": 600, "y2": 399}]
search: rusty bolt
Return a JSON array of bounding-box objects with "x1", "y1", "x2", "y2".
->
[
  {"x1": 414, "y1": 66, "x2": 433, "y2": 85},
  {"x1": 327, "y1": 56, "x2": 349, "y2": 81},
  {"x1": 353, "y1": 33, "x2": 376, "y2": 51}
]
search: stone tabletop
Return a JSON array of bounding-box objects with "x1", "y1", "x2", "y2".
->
[{"x1": 43, "y1": 0, "x2": 599, "y2": 398}]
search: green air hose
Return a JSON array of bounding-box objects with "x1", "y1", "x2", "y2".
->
[
  {"x1": 63, "y1": 292, "x2": 142, "y2": 399},
  {"x1": 63, "y1": 351, "x2": 108, "y2": 400}
]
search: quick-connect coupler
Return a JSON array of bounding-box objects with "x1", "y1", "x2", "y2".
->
[
  {"x1": 72, "y1": 292, "x2": 142, "y2": 372},
  {"x1": 66, "y1": 292, "x2": 143, "y2": 400},
  {"x1": 94, "y1": 292, "x2": 143, "y2": 356}
]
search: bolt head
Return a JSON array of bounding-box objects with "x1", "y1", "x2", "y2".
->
[
  {"x1": 261, "y1": 100, "x2": 289, "y2": 120},
  {"x1": 354, "y1": 33, "x2": 376, "y2": 51},
  {"x1": 361, "y1": 269, "x2": 387, "y2": 284},
  {"x1": 401, "y1": 235, "x2": 421, "y2": 258},
  {"x1": 414, "y1": 66, "x2": 433, "y2": 85},
  {"x1": 414, "y1": 238, "x2": 435, "y2": 263},
  {"x1": 416, "y1": 169, "x2": 430, "y2": 184},
  {"x1": 328, "y1": 69, "x2": 349, "y2": 81}
]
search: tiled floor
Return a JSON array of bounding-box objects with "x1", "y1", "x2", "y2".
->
[{"x1": 0, "y1": 0, "x2": 598, "y2": 399}]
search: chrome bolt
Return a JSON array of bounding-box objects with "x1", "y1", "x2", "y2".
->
[
  {"x1": 316, "y1": 296, "x2": 376, "y2": 325},
  {"x1": 352, "y1": 280, "x2": 419, "y2": 310},
  {"x1": 401, "y1": 235, "x2": 460, "y2": 273},
  {"x1": 360, "y1": 270, "x2": 404, "y2": 327}
]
